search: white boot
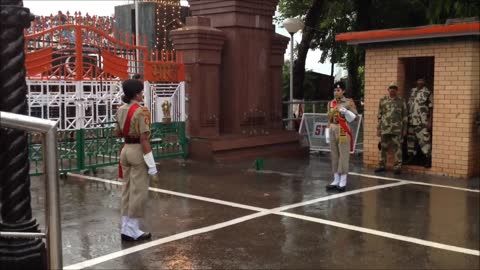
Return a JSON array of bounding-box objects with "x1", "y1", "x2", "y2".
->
[
  {"x1": 121, "y1": 216, "x2": 128, "y2": 235},
  {"x1": 330, "y1": 173, "x2": 340, "y2": 186},
  {"x1": 122, "y1": 217, "x2": 145, "y2": 239},
  {"x1": 326, "y1": 173, "x2": 341, "y2": 191},
  {"x1": 339, "y1": 174, "x2": 347, "y2": 188}
]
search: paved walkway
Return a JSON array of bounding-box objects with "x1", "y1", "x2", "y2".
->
[{"x1": 31, "y1": 155, "x2": 480, "y2": 269}]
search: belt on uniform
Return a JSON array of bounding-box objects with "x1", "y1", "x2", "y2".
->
[{"x1": 124, "y1": 137, "x2": 140, "y2": 144}]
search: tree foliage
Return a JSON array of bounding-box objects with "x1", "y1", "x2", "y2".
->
[
  {"x1": 427, "y1": 0, "x2": 480, "y2": 23},
  {"x1": 277, "y1": 0, "x2": 479, "y2": 100}
]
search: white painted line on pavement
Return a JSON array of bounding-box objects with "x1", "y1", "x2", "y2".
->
[
  {"x1": 67, "y1": 174, "x2": 405, "y2": 212},
  {"x1": 67, "y1": 173, "x2": 267, "y2": 212},
  {"x1": 64, "y1": 173, "x2": 479, "y2": 270},
  {"x1": 148, "y1": 186, "x2": 266, "y2": 212},
  {"x1": 64, "y1": 211, "x2": 270, "y2": 270},
  {"x1": 249, "y1": 169, "x2": 480, "y2": 193},
  {"x1": 271, "y1": 182, "x2": 408, "y2": 212},
  {"x1": 348, "y1": 172, "x2": 480, "y2": 193},
  {"x1": 275, "y1": 211, "x2": 480, "y2": 256}
]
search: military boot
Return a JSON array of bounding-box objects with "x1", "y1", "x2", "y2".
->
[
  {"x1": 404, "y1": 154, "x2": 415, "y2": 165},
  {"x1": 424, "y1": 156, "x2": 432, "y2": 168}
]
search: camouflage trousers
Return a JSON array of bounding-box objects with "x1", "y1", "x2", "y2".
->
[
  {"x1": 407, "y1": 124, "x2": 431, "y2": 157},
  {"x1": 379, "y1": 134, "x2": 402, "y2": 170}
]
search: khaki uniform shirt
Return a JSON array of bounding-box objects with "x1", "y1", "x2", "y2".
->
[
  {"x1": 115, "y1": 101, "x2": 151, "y2": 137},
  {"x1": 327, "y1": 97, "x2": 358, "y2": 125}
]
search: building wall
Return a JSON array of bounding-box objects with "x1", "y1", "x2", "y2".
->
[
  {"x1": 114, "y1": 3, "x2": 189, "y2": 52},
  {"x1": 364, "y1": 39, "x2": 480, "y2": 178},
  {"x1": 114, "y1": 3, "x2": 157, "y2": 50}
]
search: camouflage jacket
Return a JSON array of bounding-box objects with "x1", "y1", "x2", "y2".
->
[
  {"x1": 377, "y1": 96, "x2": 407, "y2": 135},
  {"x1": 408, "y1": 87, "x2": 433, "y2": 126}
]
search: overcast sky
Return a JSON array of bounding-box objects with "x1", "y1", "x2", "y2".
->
[{"x1": 23, "y1": 0, "x2": 334, "y2": 75}]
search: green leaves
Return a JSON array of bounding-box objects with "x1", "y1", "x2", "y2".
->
[{"x1": 277, "y1": 0, "x2": 478, "y2": 100}]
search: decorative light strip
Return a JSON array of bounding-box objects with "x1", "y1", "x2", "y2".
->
[{"x1": 150, "y1": 0, "x2": 181, "y2": 52}]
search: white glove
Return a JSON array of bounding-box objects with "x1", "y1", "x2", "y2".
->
[
  {"x1": 339, "y1": 107, "x2": 347, "y2": 114},
  {"x1": 325, "y1": 128, "x2": 330, "y2": 144},
  {"x1": 344, "y1": 110, "x2": 356, "y2": 123},
  {"x1": 143, "y1": 151, "x2": 158, "y2": 175}
]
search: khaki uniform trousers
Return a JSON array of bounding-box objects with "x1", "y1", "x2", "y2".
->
[
  {"x1": 330, "y1": 124, "x2": 351, "y2": 174},
  {"x1": 120, "y1": 144, "x2": 149, "y2": 218}
]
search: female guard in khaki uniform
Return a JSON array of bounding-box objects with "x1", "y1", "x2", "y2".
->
[
  {"x1": 325, "y1": 82, "x2": 359, "y2": 192},
  {"x1": 114, "y1": 79, "x2": 157, "y2": 241}
]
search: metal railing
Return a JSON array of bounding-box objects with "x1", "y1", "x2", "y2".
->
[
  {"x1": 282, "y1": 100, "x2": 330, "y2": 129},
  {"x1": 282, "y1": 99, "x2": 364, "y2": 129},
  {"x1": 0, "y1": 111, "x2": 62, "y2": 270},
  {"x1": 29, "y1": 122, "x2": 187, "y2": 176}
]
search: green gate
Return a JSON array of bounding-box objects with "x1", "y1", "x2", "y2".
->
[{"x1": 29, "y1": 122, "x2": 187, "y2": 176}]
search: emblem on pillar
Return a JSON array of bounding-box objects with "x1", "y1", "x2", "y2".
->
[{"x1": 162, "y1": 100, "x2": 172, "y2": 124}]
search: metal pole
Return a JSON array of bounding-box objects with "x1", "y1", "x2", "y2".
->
[
  {"x1": 44, "y1": 127, "x2": 62, "y2": 270},
  {"x1": 289, "y1": 32, "x2": 294, "y2": 130},
  {"x1": 135, "y1": 0, "x2": 140, "y2": 74},
  {"x1": 0, "y1": 112, "x2": 61, "y2": 270}
]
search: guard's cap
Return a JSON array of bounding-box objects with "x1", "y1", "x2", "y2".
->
[
  {"x1": 388, "y1": 82, "x2": 398, "y2": 89},
  {"x1": 334, "y1": 81, "x2": 345, "y2": 90}
]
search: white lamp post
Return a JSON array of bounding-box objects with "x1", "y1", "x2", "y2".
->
[
  {"x1": 135, "y1": 0, "x2": 140, "y2": 74},
  {"x1": 282, "y1": 18, "x2": 304, "y2": 130}
]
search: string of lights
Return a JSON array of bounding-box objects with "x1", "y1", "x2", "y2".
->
[{"x1": 148, "y1": 0, "x2": 181, "y2": 54}]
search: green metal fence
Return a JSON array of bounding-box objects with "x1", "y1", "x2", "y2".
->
[{"x1": 29, "y1": 122, "x2": 187, "y2": 176}]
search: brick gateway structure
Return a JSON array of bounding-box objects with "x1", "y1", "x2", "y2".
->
[
  {"x1": 170, "y1": 0, "x2": 306, "y2": 161},
  {"x1": 337, "y1": 21, "x2": 480, "y2": 178}
]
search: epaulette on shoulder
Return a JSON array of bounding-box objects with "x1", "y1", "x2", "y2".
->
[{"x1": 140, "y1": 106, "x2": 150, "y2": 114}]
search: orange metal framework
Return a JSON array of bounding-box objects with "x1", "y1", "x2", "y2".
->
[{"x1": 25, "y1": 11, "x2": 184, "y2": 82}]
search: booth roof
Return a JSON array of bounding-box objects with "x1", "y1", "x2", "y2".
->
[{"x1": 336, "y1": 21, "x2": 480, "y2": 45}]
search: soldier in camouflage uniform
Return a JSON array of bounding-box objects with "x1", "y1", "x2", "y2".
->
[
  {"x1": 407, "y1": 78, "x2": 433, "y2": 168},
  {"x1": 374, "y1": 83, "x2": 407, "y2": 174}
]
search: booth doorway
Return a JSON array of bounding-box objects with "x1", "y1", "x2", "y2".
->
[
  {"x1": 399, "y1": 56, "x2": 435, "y2": 167},
  {"x1": 401, "y1": 57, "x2": 435, "y2": 95}
]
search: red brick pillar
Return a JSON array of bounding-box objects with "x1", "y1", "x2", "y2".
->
[
  {"x1": 270, "y1": 34, "x2": 290, "y2": 130},
  {"x1": 188, "y1": 0, "x2": 279, "y2": 134},
  {"x1": 170, "y1": 17, "x2": 225, "y2": 138}
]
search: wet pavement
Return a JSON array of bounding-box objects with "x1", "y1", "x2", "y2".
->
[{"x1": 30, "y1": 154, "x2": 480, "y2": 269}]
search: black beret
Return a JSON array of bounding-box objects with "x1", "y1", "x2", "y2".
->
[{"x1": 334, "y1": 81, "x2": 345, "y2": 90}]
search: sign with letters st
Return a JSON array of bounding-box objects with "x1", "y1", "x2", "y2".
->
[{"x1": 312, "y1": 122, "x2": 328, "y2": 138}]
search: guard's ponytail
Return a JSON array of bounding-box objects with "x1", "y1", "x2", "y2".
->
[
  {"x1": 121, "y1": 79, "x2": 144, "y2": 104},
  {"x1": 121, "y1": 95, "x2": 131, "y2": 104}
]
